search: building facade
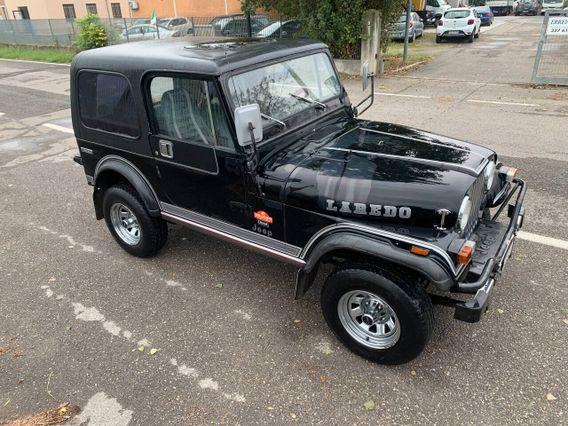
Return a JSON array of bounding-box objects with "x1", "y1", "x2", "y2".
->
[{"x1": 1, "y1": 0, "x2": 243, "y2": 20}]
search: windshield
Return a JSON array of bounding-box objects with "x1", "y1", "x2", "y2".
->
[
  {"x1": 445, "y1": 10, "x2": 470, "y2": 19},
  {"x1": 475, "y1": 6, "x2": 490, "y2": 12},
  {"x1": 228, "y1": 52, "x2": 341, "y2": 132},
  {"x1": 543, "y1": 0, "x2": 561, "y2": 3}
]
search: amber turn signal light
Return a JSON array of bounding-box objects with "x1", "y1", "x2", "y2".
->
[
  {"x1": 457, "y1": 240, "x2": 476, "y2": 265},
  {"x1": 500, "y1": 166, "x2": 518, "y2": 182},
  {"x1": 410, "y1": 246, "x2": 430, "y2": 256}
]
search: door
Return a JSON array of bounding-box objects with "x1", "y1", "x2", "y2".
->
[{"x1": 146, "y1": 74, "x2": 248, "y2": 226}]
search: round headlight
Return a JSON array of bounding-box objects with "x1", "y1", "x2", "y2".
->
[
  {"x1": 484, "y1": 160, "x2": 496, "y2": 190},
  {"x1": 457, "y1": 196, "x2": 472, "y2": 232}
]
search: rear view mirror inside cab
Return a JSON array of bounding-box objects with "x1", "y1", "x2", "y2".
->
[{"x1": 234, "y1": 104, "x2": 263, "y2": 147}]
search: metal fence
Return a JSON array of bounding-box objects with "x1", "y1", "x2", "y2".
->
[
  {"x1": 532, "y1": 10, "x2": 568, "y2": 85},
  {"x1": 0, "y1": 14, "x2": 297, "y2": 48}
]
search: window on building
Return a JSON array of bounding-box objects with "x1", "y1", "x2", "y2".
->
[
  {"x1": 86, "y1": 3, "x2": 98, "y2": 15},
  {"x1": 62, "y1": 4, "x2": 76, "y2": 20},
  {"x1": 78, "y1": 72, "x2": 139, "y2": 138},
  {"x1": 14, "y1": 6, "x2": 30, "y2": 19},
  {"x1": 111, "y1": 3, "x2": 122, "y2": 18},
  {"x1": 148, "y1": 76, "x2": 234, "y2": 150}
]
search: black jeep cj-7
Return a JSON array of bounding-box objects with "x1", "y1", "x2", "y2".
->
[{"x1": 71, "y1": 39, "x2": 526, "y2": 364}]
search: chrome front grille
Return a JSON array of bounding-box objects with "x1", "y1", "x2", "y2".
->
[{"x1": 464, "y1": 174, "x2": 486, "y2": 238}]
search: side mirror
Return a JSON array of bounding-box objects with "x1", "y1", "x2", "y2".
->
[
  {"x1": 361, "y1": 61, "x2": 369, "y2": 91},
  {"x1": 354, "y1": 62, "x2": 375, "y2": 117},
  {"x1": 234, "y1": 104, "x2": 263, "y2": 147}
]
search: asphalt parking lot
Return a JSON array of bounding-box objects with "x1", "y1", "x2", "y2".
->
[{"x1": 0, "y1": 15, "x2": 567, "y2": 424}]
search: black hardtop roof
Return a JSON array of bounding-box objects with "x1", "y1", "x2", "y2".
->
[{"x1": 71, "y1": 38, "x2": 329, "y2": 76}]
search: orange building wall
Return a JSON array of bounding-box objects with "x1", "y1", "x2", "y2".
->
[
  {"x1": 3, "y1": 0, "x2": 131, "y2": 19},
  {"x1": 2, "y1": 0, "x2": 244, "y2": 20},
  {"x1": 131, "y1": 0, "x2": 244, "y2": 19}
]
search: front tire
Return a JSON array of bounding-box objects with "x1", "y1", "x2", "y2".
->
[
  {"x1": 102, "y1": 184, "x2": 168, "y2": 257},
  {"x1": 436, "y1": 35, "x2": 442, "y2": 43},
  {"x1": 321, "y1": 264, "x2": 433, "y2": 365}
]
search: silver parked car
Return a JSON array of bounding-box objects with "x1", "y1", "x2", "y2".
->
[
  {"x1": 391, "y1": 12, "x2": 424, "y2": 42},
  {"x1": 121, "y1": 24, "x2": 178, "y2": 41},
  {"x1": 159, "y1": 17, "x2": 194, "y2": 35}
]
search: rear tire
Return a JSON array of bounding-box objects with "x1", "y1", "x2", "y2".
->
[
  {"x1": 474, "y1": 27, "x2": 480, "y2": 38},
  {"x1": 468, "y1": 32, "x2": 474, "y2": 43},
  {"x1": 102, "y1": 184, "x2": 168, "y2": 258},
  {"x1": 321, "y1": 263, "x2": 433, "y2": 365}
]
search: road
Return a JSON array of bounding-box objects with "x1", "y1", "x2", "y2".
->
[{"x1": 0, "y1": 15, "x2": 567, "y2": 425}]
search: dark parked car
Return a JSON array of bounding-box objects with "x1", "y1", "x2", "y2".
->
[
  {"x1": 210, "y1": 14, "x2": 271, "y2": 37},
  {"x1": 255, "y1": 20, "x2": 301, "y2": 38},
  {"x1": 515, "y1": 0, "x2": 540, "y2": 15},
  {"x1": 473, "y1": 6, "x2": 494, "y2": 25},
  {"x1": 70, "y1": 39, "x2": 526, "y2": 365}
]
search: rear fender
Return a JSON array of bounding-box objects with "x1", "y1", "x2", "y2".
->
[
  {"x1": 93, "y1": 156, "x2": 160, "y2": 220},
  {"x1": 295, "y1": 233, "x2": 455, "y2": 298}
]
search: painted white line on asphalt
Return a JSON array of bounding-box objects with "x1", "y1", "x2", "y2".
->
[
  {"x1": 68, "y1": 392, "x2": 133, "y2": 426},
  {"x1": 40, "y1": 284, "x2": 246, "y2": 403},
  {"x1": 374, "y1": 92, "x2": 431, "y2": 99},
  {"x1": 517, "y1": 231, "x2": 568, "y2": 251},
  {"x1": 393, "y1": 75, "x2": 513, "y2": 86},
  {"x1": 0, "y1": 112, "x2": 5, "y2": 116},
  {"x1": 43, "y1": 123, "x2": 74, "y2": 134},
  {"x1": 467, "y1": 99, "x2": 539, "y2": 107},
  {"x1": 0, "y1": 58, "x2": 71, "y2": 66}
]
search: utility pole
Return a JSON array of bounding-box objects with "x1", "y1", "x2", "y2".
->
[
  {"x1": 173, "y1": 0, "x2": 178, "y2": 17},
  {"x1": 403, "y1": 0, "x2": 411, "y2": 65}
]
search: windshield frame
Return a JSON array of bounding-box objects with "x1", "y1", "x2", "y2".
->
[{"x1": 220, "y1": 48, "x2": 346, "y2": 145}]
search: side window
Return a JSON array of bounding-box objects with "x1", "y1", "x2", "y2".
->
[
  {"x1": 78, "y1": 72, "x2": 139, "y2": 137},
  {"x1": 207, "y1": 81, "x2": 235, "y2": 150},
  {"x1": 148, "y1": 76, "x2": 235, "y2": 150}
]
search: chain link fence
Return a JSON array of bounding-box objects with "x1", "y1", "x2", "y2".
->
[
  {"x1": 532, "y1": 10, "x2": 568, "y2": 85},
  {"x1": 0, "y1": 14, "x2": 299, "y2": 48}
]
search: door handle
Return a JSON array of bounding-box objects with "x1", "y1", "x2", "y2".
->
[{"x1": 158, "y1": 140, "x2": 174, "y2": 159}]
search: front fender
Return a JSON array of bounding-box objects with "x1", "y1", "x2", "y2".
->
[{"x1": 295, "y1": 233, "x2": 455, "y2": 299}]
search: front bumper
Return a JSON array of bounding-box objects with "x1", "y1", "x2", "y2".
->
[{"x1": 454, "y1": 178, "x2": 527, "y2": 323}]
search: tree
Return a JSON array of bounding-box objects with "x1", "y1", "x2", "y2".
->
[
  {"x1": 242, "y1": 0, "x2": 405, "y2": 59},
  {"x1": 74, "y1": 14, "x2": 109, "y2": 51}
]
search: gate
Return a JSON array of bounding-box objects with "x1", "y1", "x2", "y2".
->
[{"x1": 532, "y1": 10, "x2": 568, "y2": 85}]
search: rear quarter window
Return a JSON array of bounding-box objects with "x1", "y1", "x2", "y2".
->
[{"x1": 78, "y1": 71, "x2": 139, "y2": 138}]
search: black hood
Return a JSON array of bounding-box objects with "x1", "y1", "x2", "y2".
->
[{"x1": 261, "y1": 118, "x2": 494, "y2": 229}]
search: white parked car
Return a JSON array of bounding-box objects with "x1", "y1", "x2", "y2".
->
[
  {"x1": 426, "y1": 0, "x2": 452, "y2": 17},
  {"x1": 436, "y1": 8, "x2": 481, "y2": 44},
  {"x1": 541, "y1": 0, "x2": 564, "y2": 14},
  {"x1": 121, "y1": 24, "x2": 179, "y2": 41}
]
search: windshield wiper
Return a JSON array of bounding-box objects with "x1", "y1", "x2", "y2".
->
[
  {"x1": 289, "y1": 93, "x2": 327, "y2": 110},
  {"x1": 260, "y1": 112, "x2": 287, "y2": 129}
]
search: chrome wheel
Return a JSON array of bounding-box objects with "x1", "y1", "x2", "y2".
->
[
  {"x1": 110, "y1": 203, "x2": 141, "y2": 246},
  {"x1": 337, "y1": 290, "x2": 401, "y2": 349}
]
